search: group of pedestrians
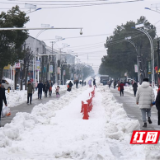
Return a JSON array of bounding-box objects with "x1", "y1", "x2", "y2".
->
[
  {"x1": 74, "y1": 80, "x2": 86, "y2": 89},
  {"x1": 27, "y1": 80, "x2": 60, "y2": 104},
  {"x1": 115, "y1": 80, "x2": 138, "y2": 97},
  {"x1": 115, "y1": 78, "x2": 156, "y2": 128}
]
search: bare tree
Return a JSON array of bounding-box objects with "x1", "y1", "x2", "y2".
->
[{"x1": 20, "y1": 45, "x2": 33, "y2": 90}]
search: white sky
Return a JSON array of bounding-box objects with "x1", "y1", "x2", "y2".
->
[{"x1": 1, "y1": 0, "x2": 160, "y2": 73}]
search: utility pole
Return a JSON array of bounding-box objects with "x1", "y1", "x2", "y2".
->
[{"x1": 51, "y1": 41, "x2": 55, "y2": 83}]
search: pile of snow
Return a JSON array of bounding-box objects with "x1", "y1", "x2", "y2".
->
[
  {"x1": 0, "y1": 86, "x2": 89, "y2": 149},
  {"x1": 5, "y1": 90, "x2": 38, "y2": 108},
  {"x1": 0, "y1": 85, "x2": 147, "y2": 159},
  {"x1": 124, "y1": 85, "x2": 134, "y2": 95},
  {"x1": 100, "y1": 86, "x2": 145, "y2": 160}
]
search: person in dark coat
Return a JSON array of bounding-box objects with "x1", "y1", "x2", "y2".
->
[
  {"x1": 27, "y1": 80, "x2": 34, "y2": 104},
  {"x1": 37, "y1": 81, "x2": 43, "y2": 99},
  {"x1": 82, "y1": 80, "x2": 83, "y2": 86},
  {"x1": 93, "y1": 79, "x2": 97, "y2": 87},
  {"x1": 67, "y1": 81, "x2": 73, "y2": 92},
  {"x1": 0, "y1": 81, "x2": 7, "y2": 127},
  {"x1": 114, "y1": 81, "x2": 116, "y2": 89},
  {"x1": 108, "y1": 81, "x2": 111, "y2": 88},
  {"x1": 133, "y1": 81, "x2": 138, "y2": 96},
  {"x1": 119, "y1": 82, "x2": 124, "y2": 96},
  {"x1": 1, "y1": 85, "x2": 5, "y2": 107},
  {"x1": 75, "y1": 80, "x2": 78, "y2": 88},
  {"x1": 156, "y1": 90, "x2": 160, "y2": 125},
  {"x1": 43, "y1": 81, "x2": 49, "y2": 97}
]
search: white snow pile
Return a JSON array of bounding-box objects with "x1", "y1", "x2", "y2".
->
[
  {"x1": 0, "y1": 85, "x2": 147, "y2": 160},
  {"x1": 100, "y1": 86, "x2": 145, "y2": 160},
  {"x1": 5, "y1": 90, "x2": 37, "y2": 108},
  {"x1": 124, "y1": 85, "x2": 134, "y2": 95},
  {"x1": 0, "y1": 86, "x2": 89, "y2": 149}
]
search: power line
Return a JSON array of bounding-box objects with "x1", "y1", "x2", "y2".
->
[
  {"x1": 35, "y1": 0, "x2": 144, "y2": 9},
  {"x1": 42, "y1": 34, "x2": 112, "y2": 41},
  {"x1": 2, "y1": 0, "x2": 143, "y2": 9}
]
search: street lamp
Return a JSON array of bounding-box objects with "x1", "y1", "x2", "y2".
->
[
  {"x1": 25, "y1": 3, "x2": 42, "y2": 14},
  {"x1": 124, "y1": 37, "x2": 144, "y2": 83},
  {"x1": 132, "y1": 24, "x2": 155, "y2": 87},
  {"x1": 145, "y1": 7, "x2": 160, "y2": 14}
]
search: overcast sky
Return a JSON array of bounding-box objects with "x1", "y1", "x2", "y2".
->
[{"x1": 1, "y1": 0, "x2": 160, "y2": 73}]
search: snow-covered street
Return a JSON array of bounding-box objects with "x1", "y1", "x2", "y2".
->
[{"x1": 0, "y1": 85, "x2": 149, "y2": 160}]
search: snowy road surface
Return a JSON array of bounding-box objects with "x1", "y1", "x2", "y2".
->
[
  {"x1": 0, "y1": 85, "x2": 149, "y2": 160},
  {"x1": 1, "y1": 90, "x2": 66, "y2": 127},
  {"x1": 111, "y1": 88, "x2": 160, "y2": 130}
]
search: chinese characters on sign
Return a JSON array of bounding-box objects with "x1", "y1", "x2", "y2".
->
[
  {"x1": 15, "y1": 63, "x2": 20, "y2": 69},
  {"x1": 130, "y1": 131, "x2": 160, "y2": 144}
]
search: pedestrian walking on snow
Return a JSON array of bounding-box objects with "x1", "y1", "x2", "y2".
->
[
  {"x1": 0, "y1": 82, "x2": 7, "y2": 127},
  {"x1": 1, "y1": 85, "x2": 5, "y2": 108},
  {"x1": 48, "y1": 80, "x2": 53, "y2": 96},
  {"x1": 27, "y1": 80, "x2": 34, "y2": 104},
  {"x1": 37, "y1": 81, "x2": 43, "y2": 99},
  {"x1": 93, "y1": 79, "x2": 97, "y2": 88},
  {"x1": 133, "y1": 81, "x2": 138, "y2": 96},
  {"x1": 136, "y1": 78, "x2": 155, "y2": 128},
  {"x1": 55, "y1": 86, "x2": 60, "y2": 98},
  {"x1": 76, "y1": 80, "x2": 79, "y2": 88},
  {"x1": 88, "y1": 79, "x2": 92, "y2": 87},
  {"x1": 114, "y1": 81, "x2": 116, "y2": 89},
  {"x1": 156, "y1": 90, "x2": 160, "y2": 125},
  {"x1": 119, "y1": 82, "x2": 124, "y2": 96},
  {"x1": 108, "y1": 81, "x2": 112, "y2": 88},
  {"x1": 67, "y1": 81, "x2": 73, "y2": 92},
  {"x1": 43, "y1": 82, "x2": 49, "y2": 97}
]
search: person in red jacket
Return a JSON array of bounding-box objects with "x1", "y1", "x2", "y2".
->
[{"x1": 119, "y1": 82, "x2": 124, "y2": 96}]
